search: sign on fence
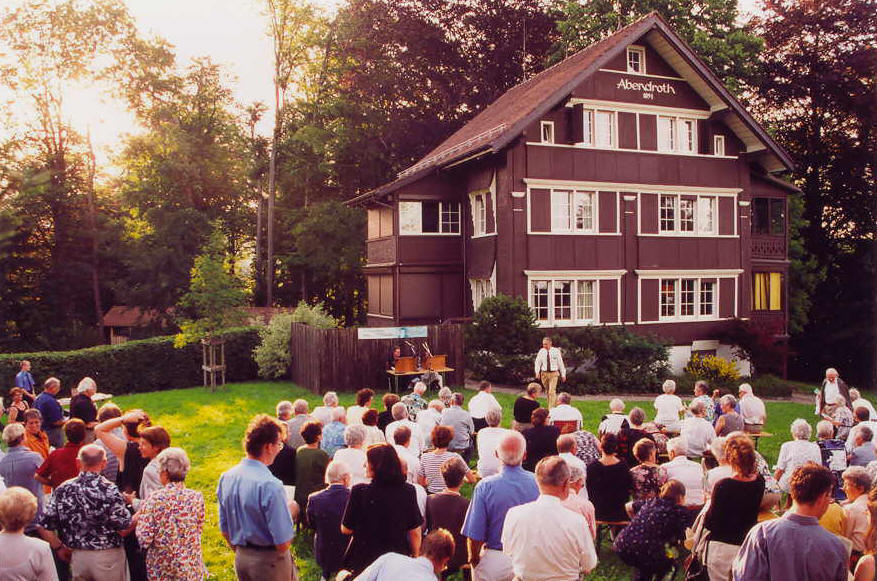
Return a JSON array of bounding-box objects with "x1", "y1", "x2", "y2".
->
[{"x1": 357, "y1": 326, "x2": 428, "y2": 340}]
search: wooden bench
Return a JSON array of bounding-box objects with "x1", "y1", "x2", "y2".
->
[
  {"x1": 595, "y1": 519, "x2": 630, "y2": 554},
  {"x1": 748, "y1": 432, "x2": 773, "y2": 450}
]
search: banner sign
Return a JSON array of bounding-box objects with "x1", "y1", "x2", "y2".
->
[{"x1": 357, "y1": 326, "x2": 428, "y2": 340}]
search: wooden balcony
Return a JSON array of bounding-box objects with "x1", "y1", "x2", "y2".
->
[
  {"x1": 750, "y1": 310, "x2": 787, "y2": 336},
  {"x1": 751, "y1": 235, "x2": 786, "y2": 260}
]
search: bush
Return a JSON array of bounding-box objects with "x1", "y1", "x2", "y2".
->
[
  {"x1": 749, "y1": 374, "x2": 795, "y2": 398},
  {"x1": 291, "y1": 300, "x2": 339, "y2": 329},
  {"x1": 0, "y1": 327, "x2": 260, "y2": 398},
  {"x1": 465, "y1": 295, "x2": 540, "y2": 383},
  {"x1": 254, "y1": 314, "x2": 295, "y2": 379},
  {"x1": 551, "y1": 326, "x2": 671, "y2": 394},
  {"x1": 683, "y1": 353, "x2": 741, "y2": 388}
]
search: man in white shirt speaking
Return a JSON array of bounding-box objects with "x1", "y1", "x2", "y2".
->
[
  {"x1": 502, "y1": 456, "x2": 597, "y2": 580},
  {"x1": 534, "y1": 337, "x2": 565, "y2": 409}
]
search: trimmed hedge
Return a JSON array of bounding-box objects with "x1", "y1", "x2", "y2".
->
[{"x1": 0, "y1": 327, "x2": 260, "y2": 397}]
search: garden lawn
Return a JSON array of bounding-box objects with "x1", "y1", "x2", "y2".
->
[{"x1": 108, "y1": 381, "x2": 819, "y2": 581}]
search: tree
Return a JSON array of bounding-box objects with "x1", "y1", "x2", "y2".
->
[{"x1": 552, "y1": 0, "x2": 763, "y2": 93}]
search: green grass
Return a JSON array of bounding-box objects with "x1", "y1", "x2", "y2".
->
[{"x1": 106, "y1": 381, "x2": 819, "y2": 580}]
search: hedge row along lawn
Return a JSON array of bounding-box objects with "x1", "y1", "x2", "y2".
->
[{"x1": 99, "y1": 382, "x2": 816, "y2": 581}]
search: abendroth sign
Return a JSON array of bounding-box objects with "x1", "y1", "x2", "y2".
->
[{"x1": 616, "y1": 78, "x2": 677, "y2": 100}]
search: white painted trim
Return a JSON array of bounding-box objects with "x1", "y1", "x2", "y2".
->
[
  {"x1": 635, "y1": 269, "x2": 743, "y2": 277},
  {"x1": 738, "y1": 201, "x2": 751, "y2": 207},
  {"x1": 526, "y1": 273, "x2": 624, "y2": 326},
  {"x1": 511, "y1": 191, "x2": 526, "y2": 198},
  {"x1": 623, "y1": 195, "x2": 637, "y2": 201},
  {"x1": 527, "y1": 232, "x2": 623, "y2": 237},
  {"x1": 364, "y1": 262, "x2": 395, "y2": 268},
  {"x1": 470, "y1": 233, "x2": 498, "y2": 239},
  {"x1": 567, "y1": 98, "x2": 711, "y2": 119},
  {"x1": 710, "y1": 104, "x2": 729, "y2": 113},
  {"x1": 526, "y1": 186, "x2": 623, "y2": 235},
  {"x1": 713, "y1": 135, "x2": 726, "y2": 157},
  {"x1": 637, "y1": 318, "x2": 736, "y2": 325},
  {"x1": 525, "y1": 141, "x2": 738, "y2": 160},
  {"x1": 540, "y1": 120, "x2": 555, "y2": 144},
  {"x1": 626, "y1": 45, "x2": 647, "y2": 74},
  {"x1": 525, "y1": 269, "x2": 627, "y2": 278},
  {"x1": 367, "y1": 313, "x2": 395, "y2": 320},
  {"x1": 597, "y1": 67, "x2": 685, "y2": 82},
  {"x1": 399, "y1": 233, "x2": 461, "y2": 237},
  {"x1": 523, "y1": 178, "x2": 742, "y2": 195},
  {"x1": 638, "y1": 233, "x2": 740, "y2": 239},
  {"x1": 635, "y1": 112, "x2": 641, "y2": 150}
]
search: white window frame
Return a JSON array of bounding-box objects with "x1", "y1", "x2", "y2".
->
[
  {"x1": 398, "y1": 201, "x2": 461, "y2": 236},
  {"x1": 549, "y1": 189, "x2": 597, "y2": 234},
  {"x1": 540, "y1": 121, "x2": 555, "y2": 144},
  {"x1": 657, "y1": 116, "x2": 697, "y2": 154},
  {"x1": 529, "y1": 277, "x2": 601, "y2": 326},
  {"x1": 469, "y1": 277, "x2": 495, "y2": 311},
  {"x1": 580, "y1": 108, "x2": 615, "y2": 149},
  {"x1": 658, "y1": 193, "x2": 718, "y2": 236},
  {"x1": 714, "y1": 135, "x2": 725, "y2": 156},
  {"x1": 658, "y1": 276, "x2": 720, "y2": 321},
  {"x1": 471, "y1": 193, "x2": 487, "y2": 236},
  {"x1": 626, "y1": 46, "x2": 646, "y2": 74},
  {"x1": 680, "y1": 119, "x2": 696, "y2": 153}
]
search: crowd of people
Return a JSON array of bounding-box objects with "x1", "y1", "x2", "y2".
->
[{"x1": 1, "y1": 359, "x2": 876, "y2": 581}]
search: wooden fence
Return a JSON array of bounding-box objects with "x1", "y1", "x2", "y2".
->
[{"x1": 290, "y1": 323, "x2": 466, "y2": 393}]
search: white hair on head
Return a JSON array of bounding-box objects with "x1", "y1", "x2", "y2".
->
[
  {"x1": 790, "y1": 418, "x2": 812, "y2": 440},
  {"x1": 276, "y1": 400, "x2": 293, "y2": 416},
  {"x1": 826, "y1": 368, "x2": 838, "y2": 376},
  {"x1": 156, "y1": 447, "x2": 191, "y2": 481},
  {"x1": 567, "y1": 463, "x2": 585, "y2": 485},
  {"x1": 331, "y1": 407, "x2": 347, "y2": 422},
  {"x1": 344, "y1": 424, "x2": 366, "y2": 447},
  {"x1": 720, "y1": 394, "x2": 737, "y2": 408},
  {"x1": 850, "y1": 389, "x2": 861, "y2": 400},
  {"x1": 662, "y1": 379, "x2": 677, "y2": 394},
  {"x1": 738, "y1": 383, "x2": 753, "y2": 395},
  {"x1": 325, "y1": 460, "x2": 351, "y2": 484},
  {"x1": 557, "y1": 392, "x2": 572, "y2": 405},
  {"x1": 2, "y1": 423, "x2": 24, "y2": 445},
  {"x1": 667, "y1": 437, "x2": 687, "y2": 457},
  {"x1": 485, "y1": 407, "x2": 502, "y2": 427},
  {"x1": 429, "y1": 399, "x2": 444, "y2": 412},
  {"x1": 438, "y1": 387, "x2": 452, "y2": 400},
  {"x1": 414, "y1": 381, "x2": 427, "y2": 394},
  {"x1": 842, "y1": 465, "x2": 872, "y2": 491},
  {"x1": 689, "y1": 399, "x2": 705, "y2": 415},
  {"x1": 391, "y1": 401, "x2": 408, "y2": 420},
  {"x1": 497, "y1": 431, "x2": 526, "y2": 466},
  {"x1": 77, "y1": 377, "x2": 97, "y2": 394},
  {"x1": 609, "y1": 398, "x2": 624, "y2": 412},
  {"x1": 816, "y1": 420, "x2": 835, "y2": 439},
  {"x1": 77, "y1": 444, "x2": 106, "y2": 468},
  {"x1": 323, "y1": 391, "x2": 339, "y2": 406},
  {"x1": 293, "y1": 399, "x2": 309, "y2": 414},
  {"x1": 710, "y1": 436, "x2": 727, "y2": 461}
]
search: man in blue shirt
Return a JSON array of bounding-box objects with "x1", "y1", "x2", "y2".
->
[
  {"x1": 218, "y1": 414, "x2": 297, "y2": 581},
  {"x1": 462, "y1": 430, "x2": 539, "y2": 581},
  {"x1": 14, "y1": 360, "x2": 36, "y2": 402},
  {"x1": 34, "y1": 377, "x2": 65, "y2": 448}
]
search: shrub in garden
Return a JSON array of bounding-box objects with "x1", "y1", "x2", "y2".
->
[
  {"x1": 683, "y1": 353, "x2": 741, "y2": 388},
  {"x1": 290, "y1": 300, "x2": 339, "y2": 329},
  {"x1": 465, "y1": 295, "x2": 540, "y2": 383},
  {"x1": 254, "y1": 313, "x2": 295, "y2": 379}
]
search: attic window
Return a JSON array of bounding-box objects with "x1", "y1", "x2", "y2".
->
[
  {"x1": 540, "y1": 121, "x2": 555, "y2": 144},
  {"x1": 627, "y1": 46, "x2": 645, "y2": 74}
]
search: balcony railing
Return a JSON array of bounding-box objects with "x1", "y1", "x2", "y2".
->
[{"x1": 751, "y1": 235, "x2": 786, "y2": 260}]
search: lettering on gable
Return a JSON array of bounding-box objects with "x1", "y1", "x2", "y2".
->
[{"x1": 615, "y1": 78, "x2": 676, "y2": 100}]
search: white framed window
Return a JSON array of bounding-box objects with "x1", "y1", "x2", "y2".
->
[
  {"x1": 658, "y1": 194, "x2": 719, "y2": 235},
  {"x1": 714, "y1": 135, "x2": 725, "y2": 156},
  {"x1": 471, "y1": 193, "x2": 487, "y2": 236},
  {"x1": 583, "y1": 109, "x2": 593, "y2": 146},
  {"x1": 626, "y1": 46, "x2": 645, "y2": 74},
  {"x1": 529, "y1": 276, "x2": 604, "y2": 325},
  {"x1": 399, "y1": 201, "x2": 461, "y2": 235},
  {"x1": 580, "y1": 108, "x2": 615, "y2": 148},
  {"x1": 550, "y1": 189, "x2": 597, "y2": 233},
  {"x1": 658, "y1": 276, "x2": 720, "y2": 320},
  {"x1": 470, "y1": 278, "x2": 495, "y2": 310},
  {"x1": 680, "y1": 119, "x2": 696, "y2": 153},
  {"x1": 657, "y1": 116, "x2": 675, "y2": 152},
  {"x1": 658, "y1": 116, "x2": 697, "y2": 153},
  {"x1": 540, "y1": 121, "x2": 555, "y2": 144}
]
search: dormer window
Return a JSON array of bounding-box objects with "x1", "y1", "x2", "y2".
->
[
  {"x1": 627, "y1": 46, "x2": 645, "y2": 74},
  {"x1": 540, "y1": 121, "x2": 555, "y2": 144}
]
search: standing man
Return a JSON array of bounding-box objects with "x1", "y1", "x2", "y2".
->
[
  {"x1": 462, "y1": 431, "x2": 539, "y2": 581},
  {"x1": 217, "y1": 414, "x2": 297, "y2": 581},
  {"x1": 38, "y1": 444, "x2": 133, "y2": 581},
  {"x1": 14, "y1": 359, "x2": 36, "y2": 402},
  {"x1": 502, "y1": 456, "x2": 597, "y2": 580},
  {"x1": 534, "y1": 337, "x2": 565, "y2": 409},
  {"x1": 819, "y1": 368, "x2": 852, "y2": 417},
  {"x1": 34, "y1": 378, "x2": 65, "y2": 448}
]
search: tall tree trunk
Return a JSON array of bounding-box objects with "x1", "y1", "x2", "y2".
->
[
  {"x1": 85, "y1": 132, "x2": 104, "y2": 342},
  {"x1": 266, "y1": 81, "x2": 280, "y2": 307}
]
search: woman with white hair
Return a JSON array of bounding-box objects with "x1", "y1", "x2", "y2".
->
[
  {"x1": 561, "y1": 462, "x2": 596, "y2": 539},
  {"x1": 312, "y1": 391, "x2": 344, "y2": 426},
  {"x1": 70, "y1": 377, "x2": 98, "y2": 442},
  {"x1": 136, "y1": 447, "x2": 206, "y2": 580},
  {"x1": 850, "y1": 389, "x2": 877, "y2": 421},
  {"x1": 598, "y1": 398, "x2": 629, "y2": 436},
  {"x1": 774, "y1": 419, "x2": 822, "y2": 492},
  {"x1": 334, "y1": 425, "x2": 369, "y2": 485},
  {"x1": 476, "y1": 407, "x2": 507, "y2": 478},
  {"x1": 714, "y1": 395, "x2": 744, "y2": 437},
  {"x1": 653, "y1": 380, "x2": 684, "y2": 434},
  {"x1": 826, "y1": 394, "x2": 854, "y2": 440},
  {"x1": 816, "y1": 419, "x2": 848, "y2": 499},
  {"x1": 0, "y1": 487, "x2": 56, "y2": 581},
  {"x1": 705, "y1": 436, "x2": 732, "y2": 495}
]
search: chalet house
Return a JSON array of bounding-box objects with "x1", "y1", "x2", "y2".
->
[{"x1": 349, "y1": 13, "x2": 796, "y2": 373}]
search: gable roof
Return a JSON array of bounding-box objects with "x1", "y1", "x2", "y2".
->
[{"x1": 349, "y1": 12, "x2": 794, "y2": 205}]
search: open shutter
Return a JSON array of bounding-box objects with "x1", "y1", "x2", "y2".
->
[
  {"x1": 640, "y1": 279, "x2": 659, "y2": 322},
  {"x1": 719, "y1": 278, "x2": 735, "y2": 318},
  {"x1": 530, "y1": 189, "x2": 551, "y2": 232},
  {"x1": 569, "y1": 103, "x2": 584, "y2": 144},
  {"x1": 640, "y1": 193, "x2": 659, "y2": 234},
  {"x1": 600, "y1": 279, "x2": 618, "y2": 323}
]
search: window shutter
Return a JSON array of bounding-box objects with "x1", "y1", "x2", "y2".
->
[{"x1": 569, "y1": 103, "x2": 584, "y2": 143}]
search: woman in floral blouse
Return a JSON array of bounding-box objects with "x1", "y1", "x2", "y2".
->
[
  {"x1": 629, "y1": 438, "x2": 668, "y2": 501},
  {"x1": 136, "y1": 447, "x2": 206, "y2": 581}
]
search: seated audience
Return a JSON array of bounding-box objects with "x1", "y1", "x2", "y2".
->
[
  {"x1": 386, "y1": 402, "x2": 424, "y2": 455},
  {"x1": 476, "y1": 407, "x2": 508, "y2": 478},
  {"x1": 22, "y1": 409, "x2": 50, "y2": 461},
  {"x1": 852, "y1": 487, "x2": 877, "y2": 581},
  {"x1": 557, "y1": 434, "x2": 587, "y2": 476},
  {"x1": 586, "y1": 433, "x2": 633, "y2": 522},
  {"x1": 286, "y1": 399, "x2": 313, "y2": 449},
  {"x1": 775, "y1": 419, "x2": 822, "y2": 492},
  {"x1": 402, "y1": 381, "x2": 428, "y2": 422},
  {"x1": 850, "y1": 426, "x2": 877, "y2": 467},
  {"x1": 703, "y1": 433, "x2": 765, "y2": 581},
  {"x1": 307, "y1": 460, "x2": 352, "y2": 581},
  {"x1": 136, "y1": 447, "x2": 206, "y2": 581},
  {"x1": 320, "y1": 407, "x2": 348, "y2": 457},
  {"x1": 842, "y1": 466, "x2": 872, "y2": 560},
  {"x1": 706, "y1": 437, "x2": 733, "y2": 495},
  {"x1": 732, "y1": 463, "x2": 849, "y2": 580},
  {"x1": 377, "y1": 393, "x2": 399, "y2": 433},
  {"x1": 6, "y1": 388, "x2": 30, "y2": 424},
  {"x1": 817, "y1": 419, "x2": 848, "y2": 500},
  {"x1": 663, "y1": 437, "x2": 705, "y2": 509},
  {"x1": 349, "y1": 529, "x2": 454, "y2": 581},
  {"x1": 341, "y1": 444, "x2": 423, "y2": 575},
  {"x1": 616, "y1": 407, "x2": 654, "y2": 466},
  {"x1": 0, "y1": 487, "x2": 55, "y2": 581},
  {"x1": 562, "y1": 463, "x2": 596, "y2": 538},
  {"x1": 691, "y1": 380, "x2": 716, "y2": 423},
  {"x1": 469, "y1": 381, "x2": 501, "y2": 432},
  {"x1": 295, "y1": 421, "x2": 330, "y2": 518},
  {"x1": 598, "y1": 398, "x2": 629, "y2": 436},
  {"x1": 392, "y1": 425, "x2": 421, "y2": 483},
  {"x1": 850, "y1": 389, "x2": 877, "y2": 421},
  {"x1": 334, "y1": 424, "x2": 369, "y2": 485},
  {"x1": 440, "y1": 393, "x2": 475, "y2": 461},
  {"x1": 347, "y1": 388, "x2": 374, "y2": 426},
  {"x1": 819, "y1": 497, "x2": 849, "y2": 538},
  {"x1": 614, "y1": 480, "x2": 692, "y2": 581},
  {"x1": 425, "y1": 457, "x2": 471, "y2": 579},
  {"x1": 361, "y1": 409, "x2": 386, "y2": 447},
  {"x1": 753, "y1": 449, "x2": 783, "y2": 512},
  {"x1": 418, "y1": 426, "x2": 474, "y2": 494},
  {"x1": 0, "y1": 423, "x2": 44, "y2": 519},
  {"x1": 548, "y1": 392, "x2": 584, "y2": 432},
  {"x1": 437, "y1": 387, "x2": 453, "y2": 408},
  {"x1": 654, "y1": 379, "x2": 684, "y2": 434},
  {"x1": 680, "y1": 399, "x2": 716, "y2": 457},
  {"x1": 630, "y1": 438, "x2": 668, "y2": 501},
  {"x1": 416, "y1": 399, "x2": 444, "y2": 445},
  {"x1": 827, "y1": 394, "x2": 855, "y2": 441},
  {"x1": 572, "y1": 427, "x2": 602, "y2": 467},
  {"x1": 738, "y1": 383, "x2": 767, "y2": 434},
  {"x1": 715, "y1": 394, "x2": 745, "y2": 437},
  {"x1": 847, "y1": 406, "x2": 877, "y2": 452},
  {"x1": 502, "y1": 456, "x2": 598, "y2": 579},
  {"x1": 512, "y1": 382, "x2": 541, "y2": 432},
  {"x1": 36, "y1": 418, "x2": 87, "y2": 489},
  {"x1": 312, "y1": 391, "x2": 343, "y2": 427},
  {"x1": 400, "y1": 456, "x2": 427, "y2": 520},
  {"x1": 523, "y1": 408, "x2": 560, "y2": 472}
]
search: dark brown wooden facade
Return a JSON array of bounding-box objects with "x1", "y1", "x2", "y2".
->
[{"x1": 351, "y1": 14, "x2": 796, "y2": 372}]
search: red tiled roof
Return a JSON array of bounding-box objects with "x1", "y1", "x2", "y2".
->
[{"x1": 101, "y1": 306, "x2": 163, "y2": 328}]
